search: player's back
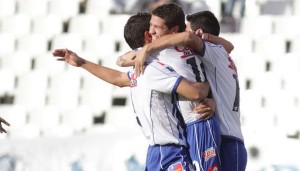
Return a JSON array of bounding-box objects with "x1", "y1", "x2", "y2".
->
[
  {"x1": 153, "y1": 46, "x2": 206, "y2": 123},
  {"x1": 199, "y1": 41, "x2": 244, "y2": 141}
]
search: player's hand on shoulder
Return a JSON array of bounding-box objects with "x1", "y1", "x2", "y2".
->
[{"x1": 134, "y1": 47, "x2": 150, "y2": 77}]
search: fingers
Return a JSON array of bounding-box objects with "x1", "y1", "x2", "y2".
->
[
  {"x1": 134, "y1": 62, "x2": 141, "y2": 78},
  {"x1": 0, "y1": 117, "x2": 9, "y2": 133},
  {"x1": 0, "y1": 117, "x2": 10, "y2": 126},
  {"x1": 52, "y1": 49, "x2": 66, "y2": 57},
  {"x1": 198, "y1": 111, "x2": 213, "y2": 120},
  {"x1": 2, "y1": 120, "x2": 10, "y2": 127},
  {"x1": 0, "y1": 127, "x2": 7, "y2": 133}
]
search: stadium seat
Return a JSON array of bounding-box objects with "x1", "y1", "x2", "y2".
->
[
  {"x1": 2, "y1": 51, "x2": 32, "y2": 75},
  {"x1": 16, "y1": 33, "x2": 49, "y2": 56},
  {"x1": 102, "y1": 14, "x2": 131, "y2": 41},
  {"x1": 239, "y1": 15, "x2": 275, "y2": 35},
  {"x1": 69, "y1": 14, "x2": 102, "y2": 37},
  {"x1": 253, "y1": 34, "x2": 287, "y2": 54},
  {"x1": 273, "y1": 16, "x2": 300, "y2": 38},
  {"x1": 1, "y1": 14, "x2": 31, "y2": 37},
  {"x1": 32, "y1": 14, "x2": 64, "y2": 40},
  {"x1": 34, "y1": 52, "x2": 67, "y2": 75},
  {"x1": 237, "y1": 53, "x2": 267, "y2": 79},
  {"x1": 62, "y1": 105, "x2": 95, "y2": 133},
  {"x1": 289, "y1": 36, "x2": 300, "y2": 53},
  {"x1": 293, "y1": 0, "x2": 300, "y2": 15},
  {"x1": 280, "y1": 54, "x2": 300, "y2": 92},
  {"x1": 0, "y1": 104, "x2": 29, "y2": 138},
  {"x1": 48, "y1": 0, "x2": 80, "y2": 22},
  {"x1": 0, "y1": 69, "x2": 16, "y2": 96},
  {"x1": 79, "y1": 74, "x2": 113, "y2": 113},
  {"x1": 220, "y1": 33, "x2": 254, "y2": 57},
  {"x1": 105, "y1": 106, "x2": 136, "y2": 129},
  {"x1": 0, "y1": 0, "x2": 16, "y2": 19},
  {"x1": 51, "y1": 33, "x2": 83, "y2": 53},
  {"x1": 83, "y1": 33, "x2": 117, "y2": 58},
  {"x1": 13, "y1": 70, "x2": 49, "y2": 110},
  {"x1": 27, "y1": 105, "x2": 61, "y2": 137},
  {"x1": 16, "y1": 0, "x2": 48, "y2": 19},
  {"x1": 0, "y1": 33, "x2": 16, "y2": 56},
  {"x1": 47, "y1": 70, "x2": 81, "y2": 110},
  {"x1": 85, "y1": 0, "x2": 114, "y2": 22}
]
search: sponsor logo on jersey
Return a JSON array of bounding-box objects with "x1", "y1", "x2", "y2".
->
[
  {"x1": 167, "y1": 162, "x2": 184, "y2": 171},
  {"x1": 130, "y1": 73, "x2": 137, "y2": 87},
  {"x1": 227, "y1": 55, "x2": 237, "y2": 73},
  {"x1": 208, "y1": 164, "x2": 219, "y2": 171},
  {"x1": 203, "y1": 147, "x2": 216, "y2": 161},
  {"x1": 175, "y1": 46, "x2": 196, "y2": 59}
]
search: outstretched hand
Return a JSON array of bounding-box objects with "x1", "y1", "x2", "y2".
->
[
  {"x1": 52, "y1": 49, "x2": 85, "y2": 67},
  {"x1": 0, "y1": 117, "x2": 10, "y2": 133}
]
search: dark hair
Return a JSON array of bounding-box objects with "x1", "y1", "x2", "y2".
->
[
  {"x1": 152, "y1": 3, "x2": 186, "y2": 32},
  {"x1": 124, "y1": 12, "x2": 151, "y2": 50},
  {"x1": 186, "y1": 11, "x2": 220, "y2": 36}
]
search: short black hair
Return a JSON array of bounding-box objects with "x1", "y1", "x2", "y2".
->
[
  {"x1": 152, "y1": 3, "x2": 186, "y2": 32},
  {"x1": 124, "y1": 12, "x2": 151, "y2": 50},
  {"x1": 186, "y1": 11, "x2": 220, "y2": 36}
]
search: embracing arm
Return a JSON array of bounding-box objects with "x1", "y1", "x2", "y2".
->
[
  {"x1": 116, "y1": 51, "x2": 136, "y2": 67},
  {"x1": 134, "y1": 31, "x2": 234, "y2": 76},
  {"x1": 200, "y1": 31, "x2": 234, "y2": 53},
  {"x1": 134, "y1": 32, "x2": 204, "y2": 76},
  {"x1": 176, "y1": 79, "x2": 210, "y2": 101},
  {"x1": 52, "y1": 49, "x2": 131, "y2": 87}
]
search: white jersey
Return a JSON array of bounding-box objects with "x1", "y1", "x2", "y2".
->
[
  {"x1": 199, "y1": 41, "x2": 244, "y2": 141},
  {"x1": 152, "y1": 46, "x2": 207, "y2": 123},
  {"x1": 128, "y1": 58, "x2": 187, "y2": 146}
]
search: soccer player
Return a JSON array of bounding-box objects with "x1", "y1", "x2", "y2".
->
[
  {"x1": 0, "y1": 116, "x2": 10, "y2": 133},
  {"x1": 52, "y1": 12, "x2": 211, "y2": 171},
  {"x1": 134, "y1": 10, "x2": 248, "y2": 171},
  {"x1": 117, "y1": 4, "x2": 230, "y2": 171}
]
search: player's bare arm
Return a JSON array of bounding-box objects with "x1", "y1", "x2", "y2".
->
[
  {"x1": 134, "y1": 32, "x2": 234, "y2": 76},
  {"x1": 176, "y1": 80, "x2": 210, "y2": 101},
  {"x1": 52, "y1": 49, "x2": 131, "y2": 87},
  {"x1": 0, "y1": 116, "x2": 10, "y2": 133},
  {"x1": 116, "y1": 51, "x2": 136, "y2": 67},
  {"x1": 195, "y1": 29, "x2": 234, "y2": 53}
]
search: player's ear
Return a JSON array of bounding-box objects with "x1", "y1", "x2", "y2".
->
[
  {"x1": 195, "y1": 29, "x2": 203, "y2": 36},
  {"x1": 171, "y1": 26, "x2": 179, "y2": 33},
  {"x1": 144, "y1": 31, "x2": 152, "y2": 42}
]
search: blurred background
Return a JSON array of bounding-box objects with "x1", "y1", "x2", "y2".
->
[{"x1": 0, "y1": 0, "x2": 300, "y2": 170}]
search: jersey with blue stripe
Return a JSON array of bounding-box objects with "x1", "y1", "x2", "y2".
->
[
  {"x1": 128, "y1": 58, "x2": 187, "y2": 146},
  {"x1": 199, "y1": 41, "x2": 244, "y2": 142},
  {"x1": 153, "y1": 46, "x2": 207, "y2": 123},
  {"x1": 151, "y1": 46, "x2": 222, "y2": 171}
]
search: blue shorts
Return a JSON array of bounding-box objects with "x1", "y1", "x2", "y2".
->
[
  {"x1": 186, "y1": 117, "x2": 222, "y2": 171},
  {"x1": 145, "y1": 144, "x2": 195, "y2": 171},
  {"x1": 220, "y1": 136, "x2": 247, "y2": 171}
]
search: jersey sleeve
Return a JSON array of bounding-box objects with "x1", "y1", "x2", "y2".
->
[
  {"x1": 144, "y1": 61, "x2": 183, "y2": 94},
  {"x1": 198, "y1": 41, "x2": 228, "y2": 71}
]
